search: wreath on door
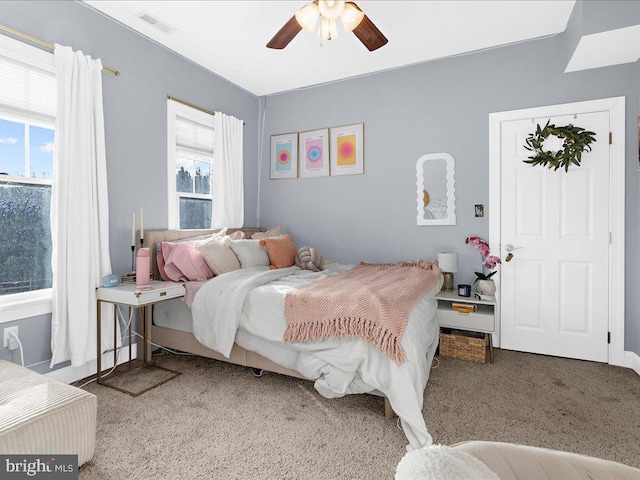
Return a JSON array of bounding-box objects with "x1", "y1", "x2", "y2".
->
[{"x1": 523, "y1": 121, "x2": 596, "y2": 172}]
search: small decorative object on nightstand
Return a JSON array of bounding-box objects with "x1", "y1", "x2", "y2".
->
[
  {"x1": 96, "y1": 280, "x2": 184, "y2": 396},
  {"x1": 458, "y1": 284, "x2": 471, "y2": 297},
  {"x1": 437, "y1": 252, "x2": 457, "y2": 291}
]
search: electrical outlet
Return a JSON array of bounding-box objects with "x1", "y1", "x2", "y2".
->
[{"x1": 3, "y1": 326, "x2": 19, "y2": 349}]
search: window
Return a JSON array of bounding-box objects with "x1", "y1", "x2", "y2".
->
[
  {"x1": 0, "y1": 116, "x2": 55, "y2": 296},
  {"x1": 0, "y1": 34, "x2": 56, "y2": 321},
  {"x1": 167, "y1": 100, "x2": 214, "y2": 229}
]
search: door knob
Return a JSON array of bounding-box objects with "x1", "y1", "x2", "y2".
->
[{"x1": 505, "y1": 244, "x2": 522, "y2": 252}]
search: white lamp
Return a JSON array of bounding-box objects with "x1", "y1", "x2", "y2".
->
[{"x1": 438, "y1": 252, "x2": 458, "y2": 292}]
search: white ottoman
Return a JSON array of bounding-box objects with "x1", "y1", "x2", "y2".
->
[
  {"x1": 396, "y1": 441, "x2": 640, "y2": 480},
  {"x1": 0, "y1": 359, "x2": 97, "y2": 466},
  {"x1": 453, "y1": 441, "x2": 640, "y2": 480}
]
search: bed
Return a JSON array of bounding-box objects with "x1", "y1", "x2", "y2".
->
[{"x1": 143, "y1": 228, "x2": 442, "y2": 449}]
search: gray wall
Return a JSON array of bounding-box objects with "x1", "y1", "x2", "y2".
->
[
  {"x1": 0, "y1": 1, "x2": 259, "y2": 371},
  {"x1": 582, "y1": 0, "x2": 640, "y2": 35},
  {"x1": 259, "y1": 3, "x2": 640, "y2": 354},
  {"x1": 3, "y1": 0, "x2": 639, "y2": 370},
  {"x1": 634, "y1": 57, "x2": 640, "y2": 356}
]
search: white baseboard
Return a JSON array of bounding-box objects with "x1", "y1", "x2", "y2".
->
[
  {"x1": 46, "y1": 344, "x2": 138, "y2": 384},
  {"x1": 624, "y1": 350, "x2": 640, "y2": 377}
]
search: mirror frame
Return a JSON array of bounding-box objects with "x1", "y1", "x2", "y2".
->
[{"x1": 416, "y1": 152, "x2": 456, "y2": 226}]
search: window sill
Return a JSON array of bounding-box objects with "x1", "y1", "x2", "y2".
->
[{"x1": 0, "y1": 289, "x2": 52, "y2": 323}]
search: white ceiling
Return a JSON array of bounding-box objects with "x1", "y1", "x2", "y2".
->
[{"x1": 85, "y1": 1, "x2": 576, "y2": 96}]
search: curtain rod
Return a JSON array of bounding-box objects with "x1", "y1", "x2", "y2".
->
[
  {"x1": 168, "y1": 95, "x2": 246, "y2": 126},
  {"x1": 0, "y1": 23, "x2": 120, "y2": 76}
]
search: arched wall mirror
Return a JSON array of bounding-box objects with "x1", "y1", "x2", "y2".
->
[{"x1": 416, "y1": 152, "x2": 456, "y2": 226}]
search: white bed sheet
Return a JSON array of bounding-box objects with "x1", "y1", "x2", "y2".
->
[{"x1": 191, "y1": 263, "x2": 442, "y2": 449}]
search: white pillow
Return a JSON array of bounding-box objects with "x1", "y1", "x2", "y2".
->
[
  {"x1": 251, "y1": 225, "x2": 283, "y2": 240},
  {"x1": 196, "y1": 236, "x2": 241, "y2": 275},
  {"x1": 395, "y1": 445, "x2": 499, "y2": 480},
  {"x1": 228, "y1": 239, "x2": 270, "y2": 268},
  {"x1": 226, "y1": 230, "x2": 245, "y2": 240}
]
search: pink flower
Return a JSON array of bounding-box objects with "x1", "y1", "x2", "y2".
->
[
  {"x1": 483, "y1": 255, "x2": 501, "y2": 269},
  {"x1": 465, "y1": 236, "x2": 501, "y2": 271}
]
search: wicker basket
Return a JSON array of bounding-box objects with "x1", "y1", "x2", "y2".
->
[{"x1": 439, "y1": 330, "x2": 487, "y2": 364}]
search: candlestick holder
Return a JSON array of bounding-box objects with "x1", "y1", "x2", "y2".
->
[
  {"x1": 139, "y1": 238, "x2": 145, "y2": 249},
  {"x1": 124, "y1": 245, "x2": 137, "y2": 277}
]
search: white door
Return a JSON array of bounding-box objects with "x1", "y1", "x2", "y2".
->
[{"x1": 500, "y1": 111, "x2": 610, "y2": 362}]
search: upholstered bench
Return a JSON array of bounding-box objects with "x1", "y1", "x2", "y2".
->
[
  {"x1": 396, "y1": 441, "x2": 640, "y2": 480},
  {"x1": 0, "y1": 359, "x2": 97, "y2": 466}
]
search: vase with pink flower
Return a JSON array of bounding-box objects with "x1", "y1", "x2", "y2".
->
[{"x1": 465, "y1": 236, "x2": 501, "y2": 296}]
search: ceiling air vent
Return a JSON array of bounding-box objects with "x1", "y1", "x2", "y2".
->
[{"x1": 135, "y1": 11, "x2": 176, "y2": 34}]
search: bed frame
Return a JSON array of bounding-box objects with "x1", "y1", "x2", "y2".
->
[{"x1": 143, "y1": 228, "x2": 395, "y2": 418}]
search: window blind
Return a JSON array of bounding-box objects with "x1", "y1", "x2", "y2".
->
[
  {"x1": 0, "y1": 54, "x2": 56, "y2": 120},
  {"x1": 175, "y1": 114, "x2": 214, "y2": 155}
]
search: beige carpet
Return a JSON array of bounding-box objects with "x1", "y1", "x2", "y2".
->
[{"x1": 79, "y1": 349, "x2": 640, "y2": 479}]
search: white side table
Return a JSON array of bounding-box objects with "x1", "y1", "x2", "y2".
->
[
  {"x1": 96, "y1": 280, "x2": 185, "y2": 396},
  {"x1": 435, "y1": 290, "x2": 496, "y2": 363}
]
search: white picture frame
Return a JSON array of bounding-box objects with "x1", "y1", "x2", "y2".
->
[
  {"x1": 330, "y1": 123, "x2": 364, "y2": 176},
  {"x1": 270, "y1": 133, "x2": 298, "y2": 179},
  {"x1": 299, "y1": 128, "x2": 330, "y2": 178}
]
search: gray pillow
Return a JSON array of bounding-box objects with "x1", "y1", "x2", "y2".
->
[{"x1": 229, "y1": 239, "x2": 270, "y2": 268}]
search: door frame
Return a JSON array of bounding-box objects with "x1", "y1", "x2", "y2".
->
[{"x1": 489, "y1": 96, "x2": 625, "y2": 366}]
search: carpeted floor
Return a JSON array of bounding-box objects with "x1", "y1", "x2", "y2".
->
[{"x1": 79, "y1": 349, "x2": 640, "y2": 479}]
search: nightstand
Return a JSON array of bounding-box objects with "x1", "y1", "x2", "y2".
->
[
  {"x1": 96, "y1": 280, "x2": 185, "y2": 396},
  {"x1": 435, "y1": 290, "x2": 495, "y2": 363}
]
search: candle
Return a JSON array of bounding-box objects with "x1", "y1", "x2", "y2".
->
[
  {"x1": 140, "y1": 207, "x2": 144, "y2": 240},
  {"x1": 131, "y1": 213, "x2": 136, "y2": 247}
]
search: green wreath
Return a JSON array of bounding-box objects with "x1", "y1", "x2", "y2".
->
[{"x1": 523, "y1": 121, "x2": 596, "y2": 172}]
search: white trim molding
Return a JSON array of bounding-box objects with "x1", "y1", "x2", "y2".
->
[
  {"x1": 46, "y1": 344, "x2": 138, "y2": 385},
  {"x1": 489, "y1": 96, "x2": 626, "y2": 367},
  {"x1": 625, "y1": 351, "x2": 640, "y2": 377},
  {"x1": 0, "y1": 289, "x2": 52, "y2": 323}
]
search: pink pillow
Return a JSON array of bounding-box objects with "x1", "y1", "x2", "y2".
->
[
  {"x1": 156, "y1": 247, "x2": 170, "y2": 281},
  {"x1": 160, "y1": 241, "x2": 214, "y2": 282}
]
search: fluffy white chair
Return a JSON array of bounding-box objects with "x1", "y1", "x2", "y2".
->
[
  {"x1": 0, "y1": 359, "x2": 97, "y2": 466},
  {"x1": 396, "y1": 441, "x2": 640, "y2": 480}
]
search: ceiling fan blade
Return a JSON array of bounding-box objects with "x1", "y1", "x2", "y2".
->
[
  {"x1": 267, "y1": 15, "x2": 302, "y2": 49},
  {"x1": 352, "y1": 13, "x2": 388, "y2": 51}
]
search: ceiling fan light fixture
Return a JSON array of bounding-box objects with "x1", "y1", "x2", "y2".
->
[
  {"x1": 295, "y1": 3, "x2": 320, "y2": 32},
  {"x1": 329, "y1": 18, "x2": 339, "y2": 39},
  {"x1": 318, "y1": 17, "x2": 329, "y2": 40},
  {"x1": 318, "y1": 0, "x2": 345, "y2": 21},
  {"x1": 340, "y1": 3, "x2": 365, "y2": 32},
  {"x1": 267, "y1": 0, "x2": 386, "y2": 51}
]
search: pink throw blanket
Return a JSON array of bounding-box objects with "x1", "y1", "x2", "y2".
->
[{"x1": 284, "y1": 261, "x2": 442, "y2": 363}]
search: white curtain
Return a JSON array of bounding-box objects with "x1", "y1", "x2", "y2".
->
[
  {"x1": 212, "y1": 112, "x2": 244, "y2": 228},
  {"x1": 50, "y1": 45, "x2": 113, "y2": 367}
]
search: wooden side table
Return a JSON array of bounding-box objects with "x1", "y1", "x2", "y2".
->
[
  {"x1": 96, "y1": 280, "x2": 185, "y2": 396},
  {"x1": 435, "y1": 290, "x2": 496, "y2": 363}
]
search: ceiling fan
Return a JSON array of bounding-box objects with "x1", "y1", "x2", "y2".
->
[{"x1": 267, "y1": 1, "x2": 388, "y2": 52}]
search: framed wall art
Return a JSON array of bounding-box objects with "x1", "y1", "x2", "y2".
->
[
  {"x1": 330, "y1": 123, "x2": 364, "y2": 176},
  {"x1": 270, "y1": 133, "x2": 298, "y2": 179},
  {"x1": 299, "y1": 128, "x2": 330, "y2": 178}
]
